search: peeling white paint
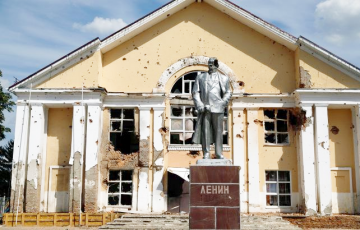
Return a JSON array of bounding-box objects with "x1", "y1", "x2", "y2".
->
[
  {"x1": 85, "y1": 105, "x2": 101, "y2": 171},
  {"x1": 247, "y1": 109, "x2": 260, "y2": 212},
  {"x1": 314, "y1": 105, "x2": 332, "y2": 215},
  {"x1": 26, "y1": 104, "x2": 45, "y2": 190},
  {"x1": 70, "y1": 105, "x2": 86, "y2": 165},
  {"x1": 137, "y1": 169, "x2": 150, "y2": 211},
  {"x1": 152, "y1": 158, "x2": 165, "y2": 212},
  {"x1": 11, "y1": 104, "x2": 30, "y2": 192},
  {"x1": 153, "y1": 108, "x2": 164, "y2": 152},
  {"x1": 298, "y1": 106, "x2": 317, "y2": 215},
  {"x1": 231, "y1": 107, "x2": 247, "y2": 212},
  {"x1": 139, "y1": 108, "x2": 151, "y2": 140}
]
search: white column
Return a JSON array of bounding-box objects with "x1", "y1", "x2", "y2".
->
[
  {"x1": 352, "y1": 106, "x2": 360, "y2": 213},
  {"x1": 10, "y1": 103, "x2": 30, "y2": 212},
  {"x1": 70, "y1": 105, "x2": 86, "y2": 165},
  {"x1": 25, "y1": 104, "x2": 45, "y2": 211},
  {"x1": 85, "y1": 105, "x2": 101, "y2": 171},
  {"x1": 314, "y1": 105, "x2": 332, "y2": 215},
  {"x1": 138, "y1": 107, "x2": 151, "y2": 211},
  {"x1": 298, "y1": 106, "x2": 317, "y2": 215},
  {"x1": 152, "y1": 107, "x2": 166, "y2": 212},
  {"x1": 232, "y1": 107, "x2": 247, "y2": 212},
  {"x1": 247, "y1": 109, "x2": 260, "y2": 212},
  {"x1": 84, "y1": 105, "x2": 102, "y2": 212},
  {"x1": 69, "y1": 105, "x2": 86, "y2": 212}
]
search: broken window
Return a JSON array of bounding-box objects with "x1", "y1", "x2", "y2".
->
[
  {"x1": 169, "y1": 106, "x2": 228, "y2": 145},
  {"x1": 264, "y1": 109, "x2": 289, "y2": 144},
  {"x1": 265, "y1": 170, "x2": 291, "y2": 207},
  {"x1": 108, "y1": 170, "x2": 133, "y2": 206},
  {"x1": 171, "y1": 71, "x2": 202, "y2": 94},
  {"x1": 170, "y1": 71, "x2": 229, "y2": 146},
  {"x1": 110, "y1": 109, "x2": 139, "y2": 154}
]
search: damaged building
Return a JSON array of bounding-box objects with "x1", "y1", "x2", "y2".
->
[{"x1": 8, "y1": 0, "x2": 360, "y2": 216}]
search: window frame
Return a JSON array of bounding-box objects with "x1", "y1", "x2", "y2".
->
[
  {"x1": 108, "y1": 108, "x2": 138, "y2": 153},
  {"x1": 265, "y1": 170, "x2": 292, "y2": 208},
  {"x1": 107, "y1": 170, "x2": 133, "y2": 207},
  {"x1": 263, "y1": 109, "x2": 290, "y2": 146}
]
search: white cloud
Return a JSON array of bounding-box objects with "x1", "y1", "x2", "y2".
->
[
  {"x1": 315, "y1": 0, "x2": 360, "y2": 45},
  {"x1": 73, "y1": 17, "x2": 127, "y2": 35}
]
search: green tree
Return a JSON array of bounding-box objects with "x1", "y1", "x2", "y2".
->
[
  {"x1": 0, "y1": 69, "x2": 15, "y2": 140},
  {"x1": 0, "y1": 140, "x2": 14, "y2": 196},
  {"x1": 0, "y1": 69, "x2": 15, "y2": 198}
]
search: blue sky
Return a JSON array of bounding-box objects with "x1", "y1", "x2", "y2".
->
[{"x1": 1, "y1": 0, "x2": 360, "y2": 144}]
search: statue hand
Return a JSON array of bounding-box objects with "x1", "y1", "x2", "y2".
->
[
  {"x1": 205, "y1": 105, "x2": 210, "y2": 111},
  {"x1": 198, "y1": 106, "x2": 204, "y2": 113}
]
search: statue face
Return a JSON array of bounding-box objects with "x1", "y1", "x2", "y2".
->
[{"x1": 208, "y1": 61, "x2": 218, "y2": 72}]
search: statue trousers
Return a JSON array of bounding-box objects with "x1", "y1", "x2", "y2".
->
[{"x1": 201, "y1": 111, "x2": 224, "y2": 157}]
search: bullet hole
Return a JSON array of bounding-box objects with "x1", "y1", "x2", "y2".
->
[
  {"x1": 236, "y1": 134, "x2": 242, "y2": 138},
  {"x1": 147, "y1": 61, "x2": 149, "y2": 63},
  {"x1": 254, "y1": 119, "x2": 263, "y2": 126},
  {"x1": 96, "y1": 140, "x2": 98, "y2": 145},
  {"x1": 144, "y1": 67, "x2": 147, "y2": 69},
  {"x1": 167, "y1": 14, "x2": 170, "y2": 17},
  {"x1": 123, "y1": 58, "x2": 126, "y2": 60},
  {"x1": 273, "y1": 41, "x2": 276, "y2": 44},
  {"x1": 134, "y1": 47, "x2": 138, "y2": 50},
  {"x1": 238, "y1": 81, "x2": 245, "y2": 87},
  {"x1": 330, "y1": 126, "x2": 339, "y2": 135},
  {"x1": 159, "y1": 127, "x2": 168, "y2": 134},
  {"x1": 157, "y1": 62, "x2": 160, "y2": 65},
  {"x1": 89, "y1": 119, "x2": 93, "y2": 123},
  {"x1": 138, "y1": 59, "x2": 141, "y2": 61}
]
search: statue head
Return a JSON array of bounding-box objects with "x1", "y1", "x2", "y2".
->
[{"x1": 208, "y1": 57, "x2": 219, "y2": 72}]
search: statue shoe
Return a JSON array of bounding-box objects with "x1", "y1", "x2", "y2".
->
[
  {"x1": 203, "y1": 152, "x2": 210, "y2": 159},
  {"x1": 216, "y1": 154, "x2": 224, "y2": 159}
]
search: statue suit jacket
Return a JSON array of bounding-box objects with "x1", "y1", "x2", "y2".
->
[{"x1": 191, "y1": 71, "x2": 232, "y2": 144}]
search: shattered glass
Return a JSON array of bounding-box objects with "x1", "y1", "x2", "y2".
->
[
  {"x1": 264, "y1": 110, "x2": 275, "y2": 119},
  {"x1": 264, "y1": 122, "x2": 275, "y2": 131},
  {"x1": 121, "y1": 183, "x2": 132, "y2": 193},
  {"x1": 277, "y1": 134, "x2": 289, "y2": 144},
  {"x1": 111, "y1": 121, "x2": 121, "y2": 131},
  {"x1": 108, "y1": 183, "x2": 120, "y2": 193},
  {"x1": 122, "y1": 170, "x2": 133, "y2": 181},
  {"x1": 111, "y1": 109, "x2": 121, "y2": 119},
  {"x1": 171, "y1": 119, "x2": 183, "y2": 130},
  {"x1": 109, "y1": 171, "x2": 120, "y2": 181},
  {"x1": 265, "y1": 133, "x2": 276, "y2": 143},
  {"x1": 108, "y1": 195, "x2": 119, "y2": 205},
  {"x1": 171, "y1": 107, "x2": 182, "y2": 117},
  {"x1": 277, "y1": 120, "x2": 288, "y2": 132}
]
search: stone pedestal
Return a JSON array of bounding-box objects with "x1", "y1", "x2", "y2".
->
[{"x1": 189, "y1": 161, "x2": 240, "y2": 229}]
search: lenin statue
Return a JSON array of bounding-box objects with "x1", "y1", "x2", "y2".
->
[{"x1": 192, "y1": 57, "x2": 232, "y2": 159}]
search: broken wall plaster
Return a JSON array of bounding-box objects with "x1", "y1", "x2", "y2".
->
[{"x1": 299, "y1": 66, "x2": 312, "y2": 88}]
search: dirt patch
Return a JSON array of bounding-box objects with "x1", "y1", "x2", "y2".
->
[{"x1": 284, "y1": 215, "x2": 360, "y2": 229}]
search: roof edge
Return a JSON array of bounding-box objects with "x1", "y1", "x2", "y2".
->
[
  {"x1": 8, "y1": 37, "x2": 101, "y2": 92},
  {"x1": 298, "y1": 36, "x2": 360, "y2": 81}
]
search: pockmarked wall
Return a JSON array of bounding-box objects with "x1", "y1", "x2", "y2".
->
[
  {"x1": 297, "y1": 49, "x2": 360, "y2": 88},
  {"x1": 37, "y1": 51, "x2": 101, "y2": 89},
  {"x1": 101, "y1": 2, "x2": 296, "y2": 93}
]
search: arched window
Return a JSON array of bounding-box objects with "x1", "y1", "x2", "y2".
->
[{"x1": 169, "y1": 71, "x2": 228, "y2": 148}]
